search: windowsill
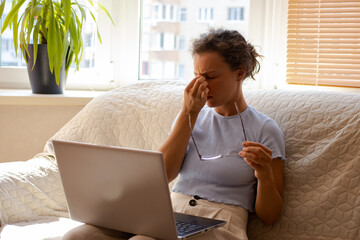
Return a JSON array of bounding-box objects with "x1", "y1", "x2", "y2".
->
[{"x1": 0, "y1": 89, "x2": 107, "y2": 106}]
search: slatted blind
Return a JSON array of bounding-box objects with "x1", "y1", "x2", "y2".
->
[{"x1": 287, "y1": 0, "x2": 360, "y2": 87}]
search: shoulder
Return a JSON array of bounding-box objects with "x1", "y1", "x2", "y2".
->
[
  {"x1": 197, "y1": 105, "x2": 214, "y2": 121},
  {"x1": 247, "y1": 106, "x2": 286, "y2": 160}
]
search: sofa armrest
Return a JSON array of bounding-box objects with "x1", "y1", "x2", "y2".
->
[{"x1": 0, "y1": 154, "x2": 69, "y2": 224}]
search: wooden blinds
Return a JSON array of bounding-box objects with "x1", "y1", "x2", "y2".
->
[{"x1": 287, "y1": 0, "x2": 360, "y2": 87}]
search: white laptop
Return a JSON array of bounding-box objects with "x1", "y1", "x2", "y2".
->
[{"x1": 52, "y1": 139, "x2": 226, "y2": 240}]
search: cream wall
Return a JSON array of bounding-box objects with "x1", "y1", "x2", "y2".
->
[
  {"x1": 0, "y1": 105, "x2": 83, "y2": 163},
  {"x1": 0, "y1": 90, "x2": 103, "y2": 163}
]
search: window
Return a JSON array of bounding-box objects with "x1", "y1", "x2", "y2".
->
[
  {"x1": 153, "y1": 4, "x2": 160, "y2": 19},
  {"x1": 152, "y1": 3, "x2": 176, "y2": 22},
  {"x1": 178, "y1": 64, "x2": 185, "y2": 79},
  {"x1": 0, "y1": 0, "x2": 113, "y2": 90},
  {"x1": 179, "y1": 8, "x2": 187, "y2": 21},
  {"x1": 1, "y1": 0, "x2": 270, "y2": 90},
  {"x1": 140, "y1": 0, "x2": 250, "y2": 81},
  {"x1": 197, "y1": 7, "x2": 214, "y2": 22},
  {"x1": 287, "y1": 0, "x2": 360, "y2": 88},
  {"x1": 178, "y1": 36, "x2": 186, "y2": 50},
  {"x1": 228, "y1": 7, "x2": 244, "y2": 21}
]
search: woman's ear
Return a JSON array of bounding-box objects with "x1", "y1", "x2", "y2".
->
[{"x1": 236, "y1": 65, "x2": 247, "y2": 81}]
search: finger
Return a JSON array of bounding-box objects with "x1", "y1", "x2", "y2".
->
[
  {"x1": 242, "y1": 141, "x2": 272, "y2": 155},
  {"x1": 201, "y1": 87, "x2": 209, "y2": 100},
  {"x1": 185, "y1": 75, "x2": 201, "y2": 93},
  {"x1": 240, "y1": 151, "x2": 262, "y2": 165},
  {"x1": 243, "y1": 146, "x2": 272, "y2": 161},
  {"x1": 190, "y1": 76, "x2": 206, "y2": 97},
  {"x1": 239, "y1": 150, "x2": 270, "y2": 167},
  {"x1": 197, "y1": 81, "x2": 208, "y2": 97}
]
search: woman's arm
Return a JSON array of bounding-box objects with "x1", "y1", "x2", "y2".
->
[
  {"x1": 239, "y1": 142, "x2": 284, "y2": 225},
  {"x1": 255, "y1": 157, "x2": 283, "y2": 225},
  {"x1": 159, "y1": 76, "x2": 208, "y2": 182},
  {"x1": 159, "y1": 111, "x2": 195, "y2": 182}
]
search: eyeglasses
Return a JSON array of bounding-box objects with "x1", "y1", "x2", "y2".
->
[{"x1": 188, "y1": 102, "x2": 247, "y2": 161}]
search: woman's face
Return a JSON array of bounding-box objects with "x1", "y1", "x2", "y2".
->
[{"x1": 193, "y1": 51, "x2": 244, "y2": 111}]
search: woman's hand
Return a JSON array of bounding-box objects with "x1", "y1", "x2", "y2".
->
[
  {"x1": 183, "y1": 76, "x2": 209, "y2": 116},
  {"x1": 239, "y1": 141, "x2": 273, "y2": 181}
]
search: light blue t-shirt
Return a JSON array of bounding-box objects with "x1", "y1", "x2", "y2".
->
[{"x1": 172, "y1": 106, "x2": 285, "y2": 212}]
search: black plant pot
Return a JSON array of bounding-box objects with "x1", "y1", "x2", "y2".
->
[{"x1": 26, "y1": 44, "x2": 66, "y2": 94}]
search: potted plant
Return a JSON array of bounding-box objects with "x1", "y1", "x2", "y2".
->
[{"x1": 0, "y1": 0, "x2": 114, "y2": 94}]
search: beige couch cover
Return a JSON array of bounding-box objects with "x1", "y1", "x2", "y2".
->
[{"x1": 0, "y1": 81, "x2": 359, "y2": 239}]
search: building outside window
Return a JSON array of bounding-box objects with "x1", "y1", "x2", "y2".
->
[
  {"x1": 228, "y1": 7, "x2": 244, "y2": 21},
  {"x1": 153, "y1": 3, "x2": 177, "y2": 22},
  {"x1": 141, "y1": 0, "x2": 249, "y2": 81}
]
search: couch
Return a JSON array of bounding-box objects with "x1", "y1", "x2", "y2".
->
[{"x1": 0, "y1": 81, "x2": 359, "y2": 240}]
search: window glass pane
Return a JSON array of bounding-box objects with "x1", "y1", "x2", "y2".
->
[
  {"x1": 0, "y1": 0, "x2": 97, "y2": 69},
  {"x1": 0, "y1": 3, "x2": 26, "y2": 67},
  {"x1": 140, "y1": 0, "x2": 250, "y2": 81}
]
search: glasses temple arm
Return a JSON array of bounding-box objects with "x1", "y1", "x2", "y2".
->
[
  {"x1": 234, "y1": 102, "x2": 248, "y2": 142},
  {"x1": 188, "y1": 113, "x2": 202, "y2": 160}
]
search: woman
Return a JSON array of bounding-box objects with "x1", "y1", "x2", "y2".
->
[
  {"x1": 64, "y1": 28, "x2": 285, "y2": 240},
  {"x1": 160, "y1": 28, "x2": 285, "y2": 239}
]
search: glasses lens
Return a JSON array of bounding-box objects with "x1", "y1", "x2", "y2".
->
[{"x1": 200, "y1": 155, "x2": 222, "y2": 161}]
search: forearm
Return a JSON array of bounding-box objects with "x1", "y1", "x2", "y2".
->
[
  {"x1": 255, "y1": 175, "x2": 283, "y2": 225},
  {"x1": 159, "y1": 110, "x2": 198, "y2": 182}
]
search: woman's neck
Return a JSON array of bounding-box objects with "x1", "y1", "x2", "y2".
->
[{"x1": 214, "y1": 92, "x2": 248, "y2": 116}]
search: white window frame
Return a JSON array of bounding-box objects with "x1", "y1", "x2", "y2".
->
[
  {"x1": 0, "y1": 0, "x2": 140, "y2": 90},
  {"x1": 0, "y1": 0, "x2": 287, "y2": 91}
]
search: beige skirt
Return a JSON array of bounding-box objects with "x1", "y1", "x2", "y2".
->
[{"x1": 171, "y1": 192, "x2": 249, "y2": 240}]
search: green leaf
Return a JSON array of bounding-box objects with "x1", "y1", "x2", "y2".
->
[
  {"x1": 69, "y1": 11, "x2": 79, "y2": 67},
  {"x1": 0, "y1": 0, "x2": 6, "y2": 20},
  {"x1": 12, "y1": 9, "x2": 19, "y2": 55},
  {"x1": 88, "y1": 11, "x2": 101, "y2": 44},
  {"x1": 19, "y1": 8, "x2": 30, "y2": 60},
  {"x1": 1, "y1": 0, "x2": 26, "y2": 33},
  {"x1": 27, "y1": 6, "x2": 35, "y2": 43},
  {"x1": 21, "y1": 43, "x2": 27, "y2": 63},
  {"x1": 47, "y1": 2, "x2": 56, "y2": 75},
  {"x1": 65, "y1": 48, "x2": 74, "y2": 74},
  {"x1": 64, "y1": 0, "x2": 70, "y2": 30},
  {"x1": 89, "y1": 0, "x2": 115, "y2": 26},
  {"x1": 31, "y1": 4, "x2": 43, "y2": 17},
  {"x1": 32, "y1": 19, "x2": 41, "y2": 70},
  {"x1": 76, "y1": 3, "x2": 86, "y2": 23}
]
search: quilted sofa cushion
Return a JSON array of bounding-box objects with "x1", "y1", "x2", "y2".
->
[
  {"x1": 0, "y1": 81, "x2": 359, "y2": 240},
  {"x1": 245, "y1": 90, "x2": 360, "y2": 239},
  {"x1": 45, "y1": 81, "x2": 185, "y2": 153}
]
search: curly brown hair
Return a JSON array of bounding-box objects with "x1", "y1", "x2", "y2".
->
[{"x1": 191, "y1": 28, "x2": 262, "y2": 80}]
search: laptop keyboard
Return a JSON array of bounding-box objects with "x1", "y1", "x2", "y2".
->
[{"x1": 176, "y1": 221, "x2": 204, "y2": 235}]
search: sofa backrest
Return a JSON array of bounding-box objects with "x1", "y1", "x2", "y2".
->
[
  {"x1": 47, "y1": 81, "x2": 360, "y2": 239},
  {"x1": 244, "y1": 90, "x2": 360, "y2": 239}
]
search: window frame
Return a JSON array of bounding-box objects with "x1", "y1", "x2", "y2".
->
[{"x1": 0, "y1": 0, "x2": 284, "y2": 91}]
